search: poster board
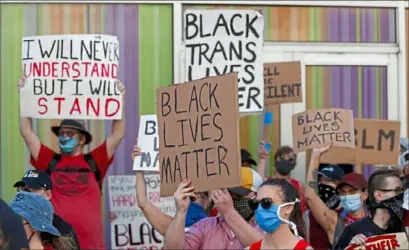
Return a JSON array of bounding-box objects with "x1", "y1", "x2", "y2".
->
[
  {"x1": 292, "y1": 108, "x2": 355, "y2": 153},
  {"x1": 133, "y1": 115, "x2": 160, "y2": 171},
  {"x1": 345, "y1": 233, "x2": 408, "y2": 250},
  {"x1": 156, "y1": 73, "x2": 241, "y2": 197},
  {"x1": 20, "y1": 34, "x2": 122, "y2": 119},
  {"x1": 108, "y1": 175, "x2": 175, "y2": 249},
  {"x1": 264, "y1": 62, "x2": 302, "y2": 105},
  {"x1": 320, "y1": 119, "x2": 400, "y2": 165},
  {"x1": 184, "y1": 9, "x2": 264, "y2": 114}
]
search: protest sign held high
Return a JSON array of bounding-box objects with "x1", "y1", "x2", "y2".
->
[
  {"x1": 320, "y1": 119, "x2": 400, "y2": 165},
  {"x1": 108, "y1": 175, "x2": 175, "y2": 250},
  {"x1": 292, "y1": 108, "x2": 355, "y2": 153},
  {"x1": 345, "y1": 233, "x2": 408, "y2": 250},
  {"x1": 20, "y1": 34, "x2": 122, "y2": 119},
  {"x1": 184, "y1": 9, "x2": 264, "y2": 113},
  {"x1": 133, "y1": 115, "x2": 160, "y2": 171},
  {"x1": 156, "y1": 73, "x2": 241, "y2": 197},
  {"x1": 264, "y1": 62, "x2": 302, "y2": 105}
]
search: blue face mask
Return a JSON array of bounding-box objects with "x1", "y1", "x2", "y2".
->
[
  {"x1": 399, "y1": 150, "x2": 408, "y2": 168},
  {"x1": 58, "y1": 136, "x2": 78, "y2": 153},
  {"x1": 255, "y1": 203, "x2": 282, "y2": 233},
  {"x1": 340, "y1": 194, "x2": 362, "y2": 212}
]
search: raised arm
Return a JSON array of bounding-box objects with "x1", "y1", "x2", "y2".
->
[
  {"x1": 164, "y1": 180, "x2": 194, "y2": 249},
  {"x1": 106, "y1": 80, "x2": 125, "y2": 159},
  {"x1": 214, "y1": 189, "x2": 263, "y2": 247},
  {"x1": 18, "y1": 77, "x2": 41, "y2": 160},
  {"x1": 304, "y1": 145, "x2": 338, "y2": 238},
  {"x1": 256, "y1": 141, "x2": 269, "y2": 180}
]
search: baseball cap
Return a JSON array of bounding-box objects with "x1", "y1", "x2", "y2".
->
[
  {"x1": 10, "y1": 191, "x2": 60, "y2": 236},
  {"x1": 241, "y1": 149, "x2": 257, "y2": 166},
  {"x1": 13, "y1": 170, "x2": 52, "y2": 190},
  {"x1": 337, "y1": 173, "x2": 368, "y2": 190},
  {"x1": 318, "y1": 164, "x2": 345, "y2": 181},
  {"x1": 229, "y1": 168, "x2": 263, "y2": 196}
]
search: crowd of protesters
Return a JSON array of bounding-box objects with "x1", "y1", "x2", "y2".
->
[{"x1": 0, "y1": 77, "x2": 409, "y2": 250}]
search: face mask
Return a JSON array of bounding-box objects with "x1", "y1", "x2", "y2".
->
[
  {"x1": 380, "y1": 192, "x2": 405, "y2": 219},
  {"x1": 318, "y1": 183, "x2": 340, "y2": 210},
  {"x1": 58, "y1": 136, "x2": 78, "y2": 153},
  {"x1": 233, "y1": 197, "x2": 254, "y2": 221},
  {"x1": 400, "y1": 151, "x2": 408, "y2": 168},
  {"x1": 340, "y1": 194, "x2": 362, "y2": 212},
  {"x1": 275, "y1": 160, "x2": 296, "y2": 176},
  {"x1": 255, "y1": 200, "x2": 300, "y2": 235}
]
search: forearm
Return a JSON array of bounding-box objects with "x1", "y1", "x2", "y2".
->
[
  {"x1": 224, "y1": 210, "x2": 263, "y2": 247},
  {"x1": 305, "y1": 154, "x2": 320, "y2": 195},
  {"x1": 111, "y1": 106, "x2": 125, "y2": 139},
  {"x1": 256, "y1": 159, "x2": 267, "y2": 179},
  {"x1": 20, "y1": 117, "x2": 33, "y2": 136},
  {"x1": 163, "y1": 211, "x2": 186, "y2": 249},
  {"x1": 141, "y1": 204, "x2": 173, "y2": 236}
]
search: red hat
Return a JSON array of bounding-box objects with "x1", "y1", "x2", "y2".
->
[{"x1": 337, "y1": 173, "x2": 368, "y2": 190}]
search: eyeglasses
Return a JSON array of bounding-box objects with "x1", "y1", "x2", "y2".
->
[
  {"x1": 58, "y1": 130, "x2": 78, "y2": 137},
  {"x1": 378, "y1": 187, "x2": 403, "y2": 195},
  {"x1": 248, "y1": 197, "x2": 274, "y2": 211}
]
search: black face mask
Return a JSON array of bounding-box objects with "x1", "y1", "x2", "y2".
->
[
  {"x1": 318, "y1": 183, "x2": 340, "y2": 210},
  {"x1": 275, "y1": 160, "x2": 296, "y2": 176},
  {"x1": 369, "y1": 192, "x2": 405, "y2": 233},
  {"x1": 232, "y1": 197, "x2": 254, "y2": 221}
]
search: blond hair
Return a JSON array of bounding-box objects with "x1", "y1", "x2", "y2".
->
[{"x1": 41, "y1": 232, "x2": 77, "y2": 249}]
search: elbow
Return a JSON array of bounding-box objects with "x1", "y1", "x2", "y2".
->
[{"x1": 304, "y1": 189, "x2": 315, "y2": 205}]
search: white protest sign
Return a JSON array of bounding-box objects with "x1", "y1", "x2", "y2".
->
[
  {"x1": 133, "y1": 115, "x2": 159, "y2": 171},
  {"x1": 345, "y1": 233, "x2": 409, "y2": 250},
  {"x1": 184, "y1": 9, "x2": 264, "y2": 114},
  {"x1": 20, "y1": 34, "x2": 122, "y2": 120},
  {"x1": 108, "y1": 175, "x2": 176, "y2": 250}
]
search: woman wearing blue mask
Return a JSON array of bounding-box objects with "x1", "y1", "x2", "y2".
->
[{"x1": 249, "y1": 179, "x2": 312, "y2": 250}]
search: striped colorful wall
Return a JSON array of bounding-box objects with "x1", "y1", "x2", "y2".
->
[{"x1": 406, "y1": 8, "x2": 409, "y2": 136}]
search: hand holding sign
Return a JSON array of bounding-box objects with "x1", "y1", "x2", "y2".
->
[
  {"x1": 212, "y1": 189, "x2": 234, "y2": 216},
  {"x1": 174, "y1": 180, "x2": 194, "y2": 213},
  {"x1": 345, "y1": 233, "x2": 408, "y2": 250}
]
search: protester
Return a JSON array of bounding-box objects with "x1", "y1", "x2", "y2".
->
[
  {"x1": 334, "y1": 169, "x2": 405, "y2": 249},
  {"x1": 129, "y1": 144, "x2": 209, "y2": 234},
  {"x1": 163, "y1": 167, "x2": 263, "y2": 249},
  {"x1": 0, "y1": 198, "x2": 29, "y2": 250},
  {"x1": 10, "y1": 191, "x2": 76, "y2": 250},
  {"x1": 400, "y1": 138, "x2": 408, "y2": 169},
  {"x1": 18, "y1": 77, "x2": 125, "y2": 249},
  {"x1": 304, "y1": 145, "x2": 348, "y2": 249},
  {"x1": 13, "y1": 169, "x2": 80, "y2": 249},
  {"x1": 257, "y1": 143, "x2": 306, "y2": 214},
  {"x1": 248, "y1": 178, "x2": 311, "y2": 250}
]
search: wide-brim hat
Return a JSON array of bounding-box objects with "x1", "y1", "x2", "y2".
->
[{"x1": 51, "y1": 119, "x2": 92, "y2": 145}]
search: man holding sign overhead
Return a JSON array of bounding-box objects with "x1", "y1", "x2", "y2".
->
[{"x1": 18, "y1": 75, "x2": 126, "y2": 249}]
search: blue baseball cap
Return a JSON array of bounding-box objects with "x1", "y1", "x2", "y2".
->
[
  {"x1": 13, "y1": 170, "x2": 53, "y2": 190},
  {"x1": 319, "y1": 164, "x2": 345, "y2": 181},
  {"x1": 9, "y1": 191, "x2": 60, "y2": 236}
]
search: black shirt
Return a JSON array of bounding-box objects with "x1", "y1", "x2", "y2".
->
[
  {"x1": 53, "y1": 214, "x2": 80, "y2": 249},
  {"x1": 334, "y1": 217, "x2": 388, "y2": 249}
]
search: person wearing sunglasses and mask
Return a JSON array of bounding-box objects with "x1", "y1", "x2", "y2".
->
[
  {"x1": 248, "y1": 178, "x2": 311, "y2": 250},
  {"x1": 9, "y1": 191, "x2": 77, "y2": 250},
  {"x1": 163, "y1": 168, "x2": 263, "y2": 249},
  {"x1": 304, "y1": 145, "x2": 348, "y2": 249},
  {"x1": 334, "y1": 169, "x2": 405, "y2": 249},
  {"x1": 257, "y1": 144, "x2": 306, "y2": 214},
  {"x1": 13, "y1": 170, "x2": 80, "y2": 249}
]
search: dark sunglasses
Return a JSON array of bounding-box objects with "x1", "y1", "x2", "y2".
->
[{"x1": 248, "y1": 198, "x2": 274, "y2": 211}]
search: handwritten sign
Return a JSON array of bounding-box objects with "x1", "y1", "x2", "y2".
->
[
  {"x1": 184, "y1": 9, "x2": 264, "y2": 113},
  {"x1": 156, "y1": 73, "x2": 241, "y2": 197},
  {"x1": 292, "y1": 108, "x2": 355, "y2": 153},
  {"x1": 320, "y1": 119, "x2": 400, "y2": 165},
  {"x1": 20, "y1": 34, "x2": 122, "y2": 119},
  {"x1": 108, "y1": 175, "x2": 175, "y2": 250},
  {"x1": 133, "y1": 115, "x2": 160, "y2": 171},
  {"x1": 345, "y1": 233, "x2": 408, "y2": 250},
  {"x1": 264, "y1": 62, "x2": 302, "y2": 105}
]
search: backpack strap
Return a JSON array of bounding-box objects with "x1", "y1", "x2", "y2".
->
[
  {"x1": 332, "y1": 211, "x2": 348, "y2": 249},
  {"x1": 84, "y1": 154, "x2": 102, "y2": 191},
  {"x1": 47, "y1": 154, "x2": 62, "y2": 175}
]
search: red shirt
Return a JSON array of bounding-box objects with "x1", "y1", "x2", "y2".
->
[
  {"x1": 30, "y1": 142, "x2": 113, "y2": 249},
  {"x1": 250, "y1": 239, "x2": 310, "y2": 250}
]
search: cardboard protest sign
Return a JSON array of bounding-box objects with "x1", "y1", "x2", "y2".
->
[
  {"x1": 108, "y1": 175, "x2": 175, "y2": 249},
  {"x1": 20, "y1": 34, "x2": 122, "y2": 119},
  {"x1": 184, "y1": 9, "x2": 264, "y2": 114},
  {"x1": 156, "y1": 73, "x2": 241, "y2": 197},
  {"x1": 320, "y1": 119, "x2": 400, "y2": 165},
  {"x1": 264, "y1": 62, "x2": 302, "y2": 105},
  {"x1": 292, "y1": 108, "x2": 355, "y2": 153},
  {"x1": 133, "y1": 115, "x2": 159, "y2": 171},
  {"x1": 345, "y1": 233, "x2": 408, "y2": 250}
]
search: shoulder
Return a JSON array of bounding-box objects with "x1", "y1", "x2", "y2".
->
[
  {"x1": 294, "y1": 239, "x2": 310, "y2": 250},
  {"x1": 249, "y1": 240, "x2": 262, "y2": 250}
]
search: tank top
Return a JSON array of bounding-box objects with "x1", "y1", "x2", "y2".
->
[
  {"x1": 249, "y1": 239, "x2": 310, "y2": 250},
  {"x1": 288, "y1": 178, "x2": 306, "y2": 214},
  {"x1": 309, "y1": 209, "x2": 343, "y2": 249}
]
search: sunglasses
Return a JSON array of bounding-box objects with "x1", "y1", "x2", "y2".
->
[{"x1": 248, "y1": 198, "x2": 274, "y2": 211}]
